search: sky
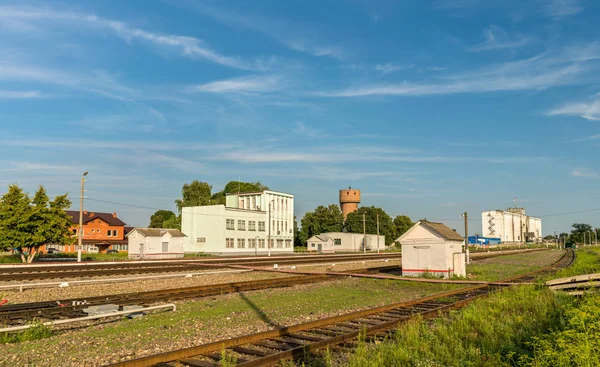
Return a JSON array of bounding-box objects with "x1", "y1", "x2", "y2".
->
[{"x1": 0, "y1": 0, "x2": 599, "y2": 235}]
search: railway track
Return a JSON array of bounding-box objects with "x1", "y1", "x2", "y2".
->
[
  {"x1": 106, "y1": 250, "x2": 575, "y2": 367},
  {"x1": 0, "y1": 253, "x2": 403, "y2": 281},
  {"x1": 0, "y1": 265, "x2": 402, "y2": 325}
]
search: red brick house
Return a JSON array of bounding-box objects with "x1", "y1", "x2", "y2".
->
[{"x1": 44, "y1": 211, "x2": 131, "y2": 254}]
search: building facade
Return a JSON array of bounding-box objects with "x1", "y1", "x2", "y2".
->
[
  {"x1": 182, "y1": 190, "x2": 294, "y2": 254},
  {"x1": 127, "y1": 228, "x2": 185, "y2": 259},
  {"x1": 481, "y1": 208, "x2": 542, "y2": 243},
  {"x1": 43, "y1": 211, "x2": 130, "y2": 254},
  {"x1": 307, "y1": 232, "x2": 385, "y2": 253},
  {"x1": 397, "y1": 220, "x2": 466, "y2": 279}
]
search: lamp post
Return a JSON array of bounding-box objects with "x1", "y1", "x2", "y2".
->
[
  {"x1": 461, "y1": 212, "x2": 469, "y2": 264},
  {"x1": 77, "y1": 171, "x2": 88, "y2": 263},
  {"x1": 255, "y1": 236, "x2": 258, "y2": 256}
]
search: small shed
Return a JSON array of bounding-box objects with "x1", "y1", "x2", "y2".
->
[
  {"x1": 397, "y1": 220, "x2": 465, "y2": 278},
  {"x1": 306, "y1": 235, "x2": 335, "y2": 253},
  {"x1": 127, "y1": 228, "x2": 186, "y2": 259}
]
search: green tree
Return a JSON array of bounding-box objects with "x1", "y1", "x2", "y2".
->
[
  {"x1": 175, "y1": 181, "x2": 213, "y2": 212},
  {"x1": 346, "y1": 206, "x2": 395, "y2": 246},
  {"x1": 149, "y1": 210, "x2": 177, "y2": 228},
  {"x1": 0, "y1": 185, "x2": 73, "y2": 263},
  {"x1": 299, "y1": 205, "x2": 344, "y2": 245},
  {"x1": 392, "y1": 215, "x2": 413, "y2": 243},
  {"x1": 211, "y1": 181, "x2": 269, "y2": 205},
  {"x1": 570, "y1": 223, "x2": 593, "y2": 244},
  {"x1": 162, "y1": 215, "x2": 181, "y2": 230},
  {"x1": 293, "y1": 215, "x2": 302, "y2": 247}
]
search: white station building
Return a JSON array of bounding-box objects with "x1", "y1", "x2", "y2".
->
[
  {"x1": 482, "y1": 208, "x2": 542, "y2": 243},
  {"x1": 181, "y1": 190, "x2": 294, "y2": 254},
  {"x1": 127, "y1": 228, "x2": 186, "y2": 259},
  {"x1": 307, "y1": 232, "x2": 385, "y2": 253}
]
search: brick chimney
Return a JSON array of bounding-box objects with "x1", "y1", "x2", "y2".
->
[
  {"x1": 112, "y1": 212, "x2": 117, "y2": 218},
  {"x1": 89, "y1": 212, "x2": 94, "y2": 217},
  {"x1": 83, "y1": 210, "x2": 88, "y2": 215}
]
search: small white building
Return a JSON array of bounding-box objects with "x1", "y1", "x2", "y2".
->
[
  {"x1": 307, "y1": 232, "x2": 385, "y2": 253},
  {"x1": 482, "y1": 208, "x2": 542, "y2": 243},
  {"x1": 126, "y1": 228, "x2": 186, "y2": 259},
  {"x1": 397, "y1": 220, "x2": 465, "y2": 279},
  {"x1": 182, "y1": 190, "x2": 294, "y2": 255}
]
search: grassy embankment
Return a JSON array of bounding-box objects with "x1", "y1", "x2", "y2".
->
[{"x1": 326, "y1": 247, "x2": 600, "y2": 367}]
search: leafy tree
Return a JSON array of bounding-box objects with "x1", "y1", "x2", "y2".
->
[
  {"x1": 211, "y1": 181, "x2": 269, "y2": 205},
  {"x1": 162, "y1": 214, "x2": 181, "y2": 230},
  {"x1": 346, "y1": 206, "x2": 395, "y2": 246},
  {"x1": 293, "y1": 215, "x2": 302, "y2": 247},
  {"x1": 299, "y1": 205, "x2": 344, "y2": 245},
  {"x1": 392, "y1": 215, "x2": 413, "y2": 242},
  {"x1": 0, "y1": 185, "x2": 73, "y2": 263},
  {"x1": 175, "y1": 181, "x2": 213, "y2": 212},
  {"x1": 543, "y1": 235, "x2": 556, "y2": 241},
  {"x1": 149, "y1": 210, "x2": 177, "y2": 228},
  {"x1": 570, "y1": 223, "x2": 593, "y2": 244}
]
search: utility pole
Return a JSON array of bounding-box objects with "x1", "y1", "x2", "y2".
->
[
  {"x1": 268, "y1": 200, "x2": 272, "y2": 257},
  {"x1": 584, "y1": 232, "x2": 587, "y2": 247},
  {"x1": 376, "y1": 213, "x2": 380, "y2": 254},
  {"x1": 363, "y1": 213, "x2": 366, "y2": 254},
  {"x1": 78, "y1": 172, "x2": 88, "y2": 263},
  {"x1": 463, "y1": 212, "x2": 469, "y2": 264}
]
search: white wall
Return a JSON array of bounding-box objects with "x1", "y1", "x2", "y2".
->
[
  {"x1": 482, "y1": 210, "x2": 542, "y2": 243},
  {"x1": 400, "y1": 224, "x2": 463, "y2": 278},
  {"x1": 181, "y1": 204, "x2": 294, "y2": 254},
  {"x1": 317, "y1": 232, "x2": 385, "y2": 252},
  {"x1": 128, "y1": 231, "x2": 184, "y2": 259}
]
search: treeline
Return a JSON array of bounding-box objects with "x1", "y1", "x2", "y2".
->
[
  {"x1": 0, "y1": 185, "x2": 73, "y2": 263},
  {"x1": 149, "y1": 180, "x2": 269, "y2": 229},
  {"x1": 544, "y1": 223, "x2": 599, "y2": 245},
  {"x1": 297, "y1": 205, "x2": 413, "y2": 247}
]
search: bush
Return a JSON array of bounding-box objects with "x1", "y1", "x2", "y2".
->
[{"x1": 0, "y1": 323, "x2": 54, "y2": 344}]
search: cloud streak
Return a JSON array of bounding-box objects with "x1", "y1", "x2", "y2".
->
[
  {"x1": 0, "y1": 90, "x2": 44, "y2": 99},
  {"x1": 0, "y1": 5, "x2": 259, "y2": 70},
  {"x1": 469, "y1": 25, "x2": 533, "y2": 52},
  {"x1": 315, "y1": 44, "x2": 600, "y2": 97},
  {"x1": 187, "y1": 75, "x2": 282, "y2": 94},
  {"x1": 547, "y1": 95, "x2": 600, "y2": 121}
]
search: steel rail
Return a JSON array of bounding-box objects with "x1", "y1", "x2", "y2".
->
[{"x1": 105, "y1": 250, "x2": 575, "y2": 367}]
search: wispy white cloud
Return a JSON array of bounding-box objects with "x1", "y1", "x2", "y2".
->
[
  {"x1": 186, "y1": 75, "x2": 282, "y2": 94},
  {"x1": 543, "y1": 0, "x2": 583, "y2": 18},
  {"x1": 0, "y1": 161, "x2": 81, "y2": 173},
  {"x1": 469, "y1": 25, "x2": 533, "y2": 52},
  {"x1": 168, "y1": 1, "x2": 347, "y2": 60},
  {"x1": 375, "y1": 63, "x2": 413, "y2": 74},
  {"x1": 0, "y1": 90, "x2": 44, "y2": 99},
  {"x1": 316, "y1": 44, "x2": 600, "y2": 97},
  {"x1": 0, "y1": 5, "x2": 258, "y2": 70},
  {"x1": 292, "y1": 121, "x2": 322, "y2": 138},
  {"x1": 571, "y1": 168, "x2": 599, "y2": 178},
  {"x1": 547, "y1": 94, "x2": 600, "y2": 121}
]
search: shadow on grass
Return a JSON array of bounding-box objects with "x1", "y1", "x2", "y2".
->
[{"x1": 238, "y1": 291, "x2": 280, "y2": 328}]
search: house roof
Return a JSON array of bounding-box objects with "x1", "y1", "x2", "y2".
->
[
  {"x1": 420, "y1": 220, "x2": 464, "y2": 241},
  {"x1": 128, "y1": 228, "x2": 186, "y2": 238},
  {"x1": 65, "y1": 210, "x2": 126, "y2": 226}
]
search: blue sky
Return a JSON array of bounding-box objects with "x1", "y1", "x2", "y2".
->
[{"x1": 1, "y1": 0, "x2": 599, "y2": 235}]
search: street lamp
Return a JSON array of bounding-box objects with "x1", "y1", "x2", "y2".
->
[
  {"x1": 77, "y1": 171, "x2": 88, "y2": 263},
  {"x1": 461, "y1": 212, "x2": 469, "y2": 265}
]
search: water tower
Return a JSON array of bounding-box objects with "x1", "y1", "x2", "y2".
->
[{"x1": 339, "y1": 186, "x2": 361, "y2": 220}]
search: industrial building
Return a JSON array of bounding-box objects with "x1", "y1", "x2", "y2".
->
[
  {"x1": 127, "y1": 228, "x2": 185, "y2": 259},
  {"x1": 181, "y1": 190, "x2": 294, "y2": 254},
  {"x1": 340, "y1": 187, "x2": 360, "y2": 220},
  {"x1": 397, "y1": 220, "x2": 466, "y2": 279},
  {"x1": 481, "y1": 207, "x2": 542, "y2": 243},
  {"x1": 306, "y1": 232, "x2": 385, "y2": 253}
]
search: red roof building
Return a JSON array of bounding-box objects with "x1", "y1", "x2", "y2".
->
[{"x1": 44, "y1": 210, "x2": 131, "y2": 254}]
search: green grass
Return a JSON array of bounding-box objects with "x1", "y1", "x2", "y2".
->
[
  {"x1": 0, "y1": 255, "x2": 22, "y2": 263},
  {"x1": 548, "y1": 247, "x2": 600, "y2": 280},
  {"x1": 467, "y1": 250, "x2": 563, "y2": 281},
  {"x1": 0, "y1": 323, "x2": 53, "y2": 344},
  {"x1": 335, "y1": 286, "x2": 573, "y2": 367}
]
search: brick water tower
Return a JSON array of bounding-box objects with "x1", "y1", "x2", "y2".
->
[{"x1": 339, "y1": 186, "x2": 361, "y2": 220}]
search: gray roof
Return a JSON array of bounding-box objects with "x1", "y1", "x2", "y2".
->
[
  {"x1": 129, "y1": 228, "x2": 186, "y2": 238},
  {"x1": 420, "y1": 220, "x2": 464, "y2": 241}
]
